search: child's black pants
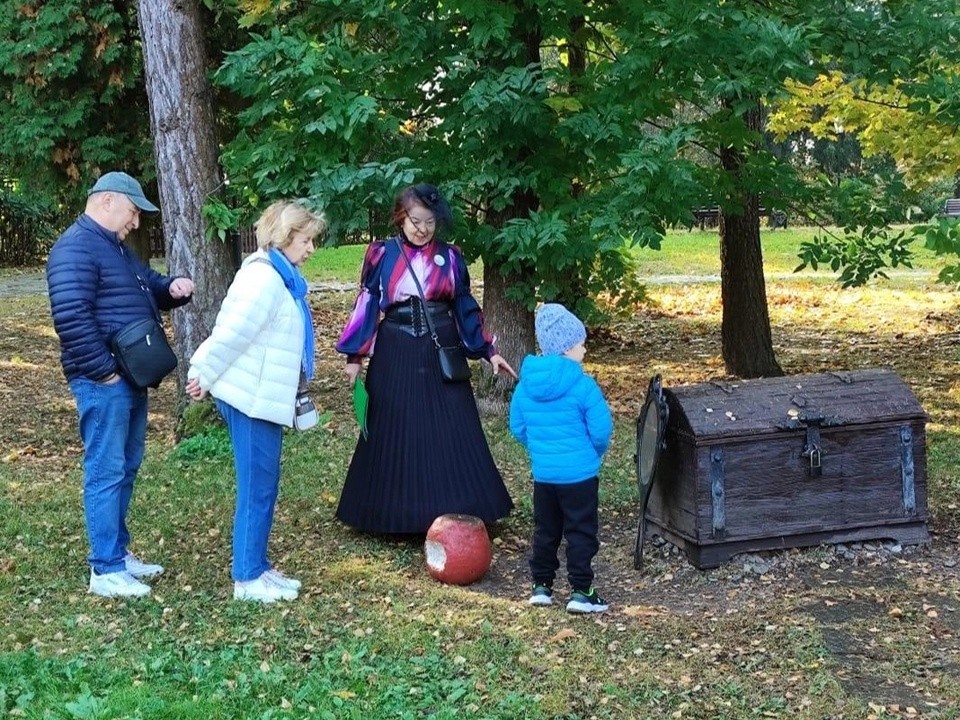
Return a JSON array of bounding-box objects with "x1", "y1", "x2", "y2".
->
[{"x1": 529, "y1": 476, "x2": 599, "y2": 591}]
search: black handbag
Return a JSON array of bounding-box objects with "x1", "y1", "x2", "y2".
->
[
  {"x1": 111, "y1": 317, "x2": 178, "y2": 389},
  {"x1": 395, "y1": 238, "x2": 471, "y2": 383},
  {"x1": 436, "y1": 344, "x2": 472, "y2": 383}
]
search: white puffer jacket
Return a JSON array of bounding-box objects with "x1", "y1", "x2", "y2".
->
[{"x1": 188, "y1": 252, "x2": 305, "y2": 427}]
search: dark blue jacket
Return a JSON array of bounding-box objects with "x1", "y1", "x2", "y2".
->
[{"x1": 46, "y1": 214, "x2": 191, "y2": 382}]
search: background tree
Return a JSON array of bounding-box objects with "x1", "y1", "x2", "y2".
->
[
  {"x1": 767, "y1": 1, "x2": 960, "y2": 287},
  {"x1": 0, "y1": 0, "x2": 150, "y2": 212},
  {"x1": 221, "y1": 1, "x2": 947, "y2": 380},
  {"x1": 212, "y1": 0, "x2": 700, "y2": 401},
  {"x1": 136, "y1": 0, "x2": 234, "y2": 423},
  {"x1": 611, "y1": 0, "x2": 960, "y2": 373},
  {"x1": 6, "y1": 0, "x2": 960, "y2": 387},
  {"x1": 639, "y1": 3, "x2": 818, "y2": 377},
  {"x1": 0, "y1": 0, "x2": 248, "y2": 263}
]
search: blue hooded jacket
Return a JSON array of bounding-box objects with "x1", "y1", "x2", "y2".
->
[
  {"x1": 46, "y1": 214, "x2": 190, "y2": 382},
  {"x1": 509, "y1": 354, "x2": 613, "y2": 484}
]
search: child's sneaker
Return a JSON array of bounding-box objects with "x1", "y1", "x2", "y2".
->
[
  {"x1": 566, "y1": 587, "x2": 609, "y2": 614},
  {"x1": 528, "y1": 584, "x2": 553, "y2": 606}
]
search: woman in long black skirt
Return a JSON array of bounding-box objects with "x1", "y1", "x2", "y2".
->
[{"x1": 335, "y1": 183, "x2": 516, "y2": 533}]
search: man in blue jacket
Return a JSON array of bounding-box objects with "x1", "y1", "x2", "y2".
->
[{"x1": 47, "y1": 171, "x2": 194, "y2": 598}]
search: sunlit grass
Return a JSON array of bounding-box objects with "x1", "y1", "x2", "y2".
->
[
  {"x1": 632, "y1": 226, "x2": 943, "y2": 278},
  {"x1": 300, "y1": 226, "x2": 948, "y2": 290}
]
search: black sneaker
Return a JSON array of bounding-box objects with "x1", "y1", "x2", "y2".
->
[
  {"x1": 566, "y1": 587, "x2": 609, "y2": 614},
  {"x1": 528, "y1": 584, "x2": 554, "y2": 606}
]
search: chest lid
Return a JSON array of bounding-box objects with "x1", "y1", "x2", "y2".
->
[{"x1": 664, "y1": 368, "x2": 927, "y2": 446}]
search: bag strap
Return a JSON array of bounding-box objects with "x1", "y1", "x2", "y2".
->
[
  {"x1": 115, "y1": 241, "x2": 162, "y2": 324},
  {"x1": 394, "y1": 237, "x2": 442, "y2": 350}
]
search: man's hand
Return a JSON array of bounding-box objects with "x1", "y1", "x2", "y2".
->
[{"x1": 170, "y1": 278, "x2": 195, "y2": 299}]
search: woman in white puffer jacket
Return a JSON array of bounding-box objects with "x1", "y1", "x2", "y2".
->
[{"x1": 186, "y1": 200, "x2": 325, "y2": 604}]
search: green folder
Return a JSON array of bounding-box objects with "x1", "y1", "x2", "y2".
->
[{"x1": 352, "y1": 378, "x2": 369, "y2": 440}]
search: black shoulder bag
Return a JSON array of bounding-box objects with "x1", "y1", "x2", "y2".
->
[
  {"x1": 111, "y1": 317, "x2": 178, "y2": 389},
  {"x1": 110, "y1": 249, "x2": 178, "y2": 389},
  {"x1": 395, "y1": 238, "x2": 471, "y2": 383}
]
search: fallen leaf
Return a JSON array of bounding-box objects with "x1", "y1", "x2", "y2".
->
[
  {"x1": 548, "y1": 628, "x2": 577, "y2": 643},
  {"x1": 623, "y1": 605, "x2": 666, "y2": 618}
]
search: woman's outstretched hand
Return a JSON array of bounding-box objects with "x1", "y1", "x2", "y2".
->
[{"x1": 489, "y1": 354, "x2": 517, "y2": 380}]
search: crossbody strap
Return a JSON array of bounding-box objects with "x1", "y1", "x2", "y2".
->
[
  {"x1": 394, "y1": 237, "x2": 443, "y2": 349},
  {"x1": 116, "y1": 241, "x2": 162, "y2": 324}
]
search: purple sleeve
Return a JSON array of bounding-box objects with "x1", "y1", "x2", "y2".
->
[
  {"x1": 335, "y1": 242, "x2": 386, "y2": 360},
  {"x1": 449, "y1": 245, "x2": 496, "y2": 360}
]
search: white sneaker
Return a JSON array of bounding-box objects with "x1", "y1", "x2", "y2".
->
[
  {"x1": 89, "y1": 569, "x2": 151, "y2": 598},
  {"x1": 234, "y1": 572, "x2": 298, "y2": 603},
  {"x1": 124, "y1": 553, "x2": 164, "y2": 579},
  {"x1": 264, "y1": 568, "x2": 301, "y2": 591}
]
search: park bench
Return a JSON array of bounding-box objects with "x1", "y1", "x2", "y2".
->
[
  {"x1": 693, "y1": 207, "x2": 721, "y2": 230},
  {"x1": 942, "y1": 198, "x2": 960, "y2": 218},
  {"x1": 691, "y1": 206, "x2": 788, "y2": 230}
]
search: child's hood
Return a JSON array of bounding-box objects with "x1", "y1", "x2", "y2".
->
[{"x1": 517, "y1": 354, "x2": 585, "y2": 401}]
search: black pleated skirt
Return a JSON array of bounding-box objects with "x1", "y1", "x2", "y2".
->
[{"x1": 336, "y1": 312, "x2": 514, "y2": 534}]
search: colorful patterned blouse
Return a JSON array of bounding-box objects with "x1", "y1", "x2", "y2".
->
[{"x1": 336, "y1": 236, "x2": 496, "y2": 363}]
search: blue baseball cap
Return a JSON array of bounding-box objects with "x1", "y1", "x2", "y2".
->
[{"x1": 87, "y1": 171, "x2": 160, "y2": 212}]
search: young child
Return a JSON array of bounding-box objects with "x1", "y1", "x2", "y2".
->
[{"x1": 509, "y1": 304, "x2": 614, "y2": 614}]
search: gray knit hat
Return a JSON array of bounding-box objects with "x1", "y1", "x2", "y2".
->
[{"x1": 535, "y1": 303, "x2": 586, "y2": 356}]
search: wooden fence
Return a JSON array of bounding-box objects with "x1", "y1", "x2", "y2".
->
[
  {"x1": 0, "y1": 210, "x2": 54, "y2": 266},
  {"x1": 147, "y1": 226, "x2": 258, "y2": 258}
]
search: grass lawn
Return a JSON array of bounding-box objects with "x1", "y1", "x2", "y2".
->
[
  {"x1": 304, "y1": 226, "x2": 944, "y2": 288},
  {"x1": 629, "y1": 227, "x2": 942, "y2": 279},
  {"x1": 2, "y1": 226, "x2": 959, "y2": 719}
]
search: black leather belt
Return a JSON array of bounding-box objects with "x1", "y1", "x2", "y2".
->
[{"x1": 384, "y1": 298, "x2": 454, "y2": 337}]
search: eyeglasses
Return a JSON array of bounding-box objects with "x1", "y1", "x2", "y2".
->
[{"x1": 406, "y1": 215, "x2": 436, "y2": 231}]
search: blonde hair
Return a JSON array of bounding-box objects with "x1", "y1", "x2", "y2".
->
[{"x1": 255, "y1": 200, "x2": 327, "y2": 250}]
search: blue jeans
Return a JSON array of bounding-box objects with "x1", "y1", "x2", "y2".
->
[
  {"x1": 68, "y1": 377, "x2": 148, "y2": 575},
  {"x1": 216, "y1": 400, "x2": 284, "y2": 582}
]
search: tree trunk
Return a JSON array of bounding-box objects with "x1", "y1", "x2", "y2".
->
[
  {"x1": 136, "y1": 0, "x2": 233, "y2": 428},
  {"x1": 718, "y1": 100, "x2": 783, "y2": 378},
  {"x1": 475, "y1": 264, "x2": 535, "y2": 416},
  {"x1": 477, "y1": 181, "x2": 540, "y2": 414},
  {"x1": 472, "y1": 5, "x2": 542, "y2": 414}
]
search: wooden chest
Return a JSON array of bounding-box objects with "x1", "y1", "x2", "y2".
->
[{"x1": 645, "y1": 369, "x2": 929, "y2": 569}]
